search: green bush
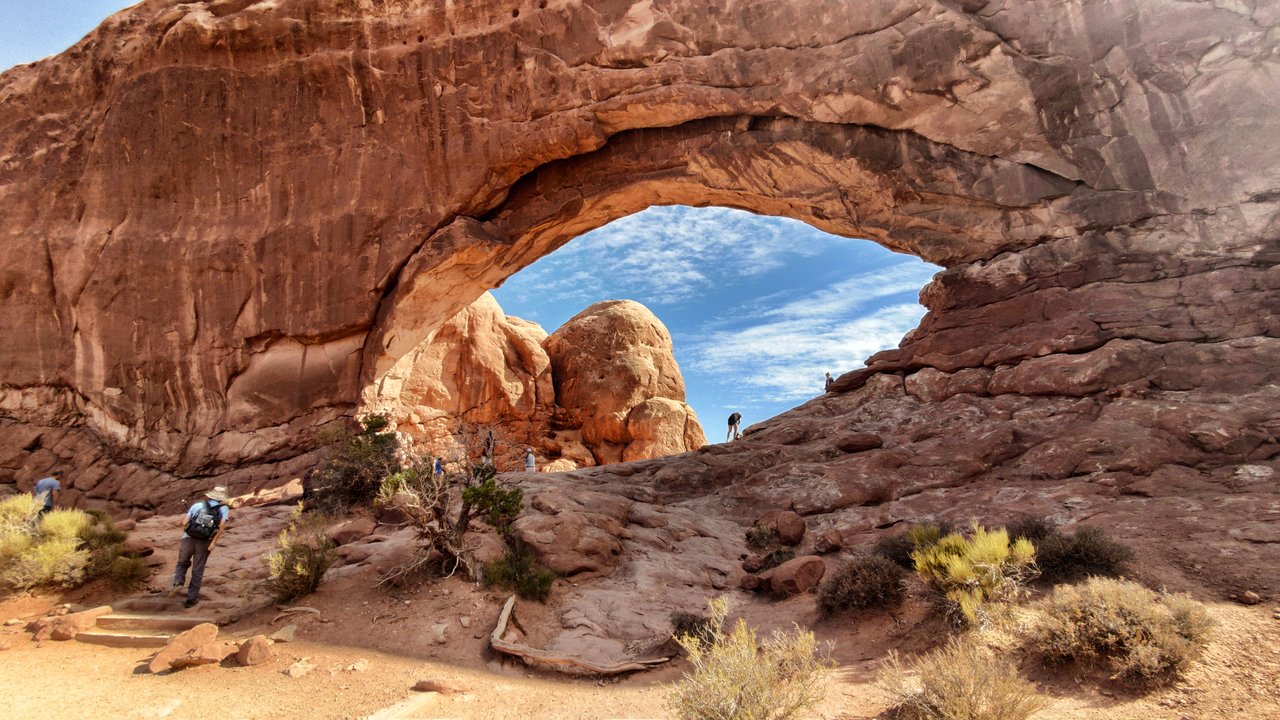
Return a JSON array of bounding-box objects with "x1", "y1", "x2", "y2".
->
[
  {"x1": 1028, "y1": 577, "x2": 1213, "y2": 688},
  {"x1": 1037, "y1": 527, "x2": 1133, "y2": 585},
  {"x1": 912, "y1": 524, "x2": 1036, "y2": 626},
  {"x1": 670, "y1": 610, "x2": 715, "y2": 649},
  {"x1": 107, "y1": 554, "x2": 151, "y2": 593},
  {"x1": 817, "y1": 555, "x2": 906, "y2": 618},
  {"x1": 881, "y1": 635, "x2": 1048, "y2": 720},
  {"x1": 874, "y1": 521, "x2": 954, "y2": 569},
  {"x1": 483, "y1": 545, "x2": 556, "y2": 602},
  {"x1": 264, "y1": 506, "x2": 337, "y2": 601},
  {"x1": 0, "y1": 497, "x2": 136, "y2": 594},
  {"x1": 308, "y1": 415, "x2": 401, "y2": 511},
  {"x1": 462, "y1": 469, "x2": 523, "y2": 535},
  {"x1": 667, "y1": 596, "x2": 832, "y2": 720}
]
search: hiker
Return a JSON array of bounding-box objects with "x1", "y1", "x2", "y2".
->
[
  {"x1": 825, "y1": 371, "x2": 834, "y2": 392},
  {"x1": 171, "y1": 486, "x2": 230, "y2": 609},
  {"x1": 33, "y1": 472, "x2": 62, "y2": 518},
  {"x1": 524, "y1": 448, "x2": 536, "y2": 472},
  {"x1": 726, "y1": 412, "x2": 742, "y2": 442},
  {"x1": 433, "y1": 457, "x2": 444, "y2": 477},
  {"x1": 482, "y1": 429, "x2": 495, "y2": 466}
]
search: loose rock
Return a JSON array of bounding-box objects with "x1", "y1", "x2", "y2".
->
[
  {"x1": 236, "y1": 635, "x2": 274, "y2": 666},
  {"x1": 149, "y1": 623, "x2": 220, "y2": 673}
]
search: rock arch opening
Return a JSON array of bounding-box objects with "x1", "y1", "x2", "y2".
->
[{"x1": 371, "y1": 204, "x2": 940, "y2": 471}]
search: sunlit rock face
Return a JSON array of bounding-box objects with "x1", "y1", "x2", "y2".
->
[
  {"x1": 0, "y1": 0, "x2": 1276, "y2": 510},
  {"x1": 544, "y1": 300, "x2": 707, "y2": 466},
  {"x1": 379, "y1": 294, "x2": 705, "y2": 469}
]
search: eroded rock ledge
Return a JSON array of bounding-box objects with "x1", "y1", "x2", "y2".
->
[{"x1": 0, "y1": 0, "x2": 1276, "y2": 516}]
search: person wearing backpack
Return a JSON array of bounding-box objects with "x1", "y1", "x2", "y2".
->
[{"x1": 170, "y1": 486, "x2": 230, "y2": 608}]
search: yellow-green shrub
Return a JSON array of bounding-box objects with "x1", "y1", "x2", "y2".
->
[
  {"x1": 667, "y1": 596, "x2": 832, "y2": 720},
  {"x1": 881, "y1": 635, "x2": 1048, "y2": 720},
  {"x1": 1, "y1": 537, "x2": 88, "y2": 590},
  {"x1": 264, "y1": 505, "x2": 337, "y2": 601},
  {"x1": 0, "y1": 494, "x2": 40, "y2": 534},
  {"x1": 912, "y1": 524, "x2": 1036, "y2": 625},
  {"x1": 1028, "y1": 577, "x2": 1213, "y2": 687},
  {"x1": 40, "y1": 509, "x2": 93, "y2": 541}
]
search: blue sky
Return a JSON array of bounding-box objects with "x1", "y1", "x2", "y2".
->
[
  {"x1": 492, "y1": 206, "x2": 939, "y2": 432},
  {"x1": 3, "y1": 4, "x2": 941, "y2": 434},
  {"x1": 0, "y1": 1, "x2": 133, "y2": 71}
]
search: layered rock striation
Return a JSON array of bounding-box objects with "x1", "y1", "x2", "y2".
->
[{"x1": 0, "y1": 0, "x2": 1274, "y2": 520}]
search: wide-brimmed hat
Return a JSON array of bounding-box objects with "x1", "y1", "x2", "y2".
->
[{"x1": 205, "y1": 486, "x2": 230, "y2": 502}]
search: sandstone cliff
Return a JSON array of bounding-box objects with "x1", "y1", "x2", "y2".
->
[{"x1": 0, "y1": 0, "x2": 1274, "y2": 522}]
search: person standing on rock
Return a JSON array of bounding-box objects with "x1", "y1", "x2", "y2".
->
[
  {"x1": 170, "y1": 486, "x2": 230, "y2": 609},
  {"x1": 482, "y1": 429, "x2": 496, "y2": 466},
  {"x1": 524, "y1": 448, "x2": 536, "y2": 472},
  {"x1": 727, "y1": 412, "x2": 742, "y2": 442},
  {"x1": 33, "y1": 471, "x2": 62, "y2": 519},
  {"x1": 433, "y1": 457, "x2": 444, "y2": 477},
  {"x1": 825, "y1": 371, "x2": 834, "y2": 392}
]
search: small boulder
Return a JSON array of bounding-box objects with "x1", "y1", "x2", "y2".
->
[
  {"x1": 768, "y1": 556, "x2": 826, "y2": 596},
  {"x1": 284, "y1": 658, "x2": 314, "y2": 678},
  {"x1": 171, "y1": 640, "x2": 238, "y2": 669},
  {"x1": 757, "y1": 510, "x2": 806, "y2": 546},
  {"x1": 1239, "y1": 591, "x2": 1262, "y2": 606},
  {"x1": 236, "y1": 635, "x2": 274, "y2": 666},
  {"x1": 814, "y1": 529, "x2": 843, "y2": 554},
  {"x1": 269, "y1": 624, "x2": 297, "y2": 643},
  {"x1": 33, "y1": 605, "x2": 112, "y2": 641},
  {"x1": 742, "y1": 554, "x2": 765, "y2": 573},
  {"x1": 149, "y1": 623, "x2": 220, "y2": 673},
  {"x1": 739, "y1": 573, "x2": 764, "y2": 592}
]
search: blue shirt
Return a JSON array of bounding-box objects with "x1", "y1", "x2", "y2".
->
[
  {"x1": 181, "y1": 500, "x2": 229, "y2": 540},
  {"x1": 34, "y1": 477, "x2": 61, "y2": 509}
]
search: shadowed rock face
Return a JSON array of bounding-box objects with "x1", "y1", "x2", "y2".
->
[{"x1": 0, "y1": 0, "x2": 1277, "y2": 513}]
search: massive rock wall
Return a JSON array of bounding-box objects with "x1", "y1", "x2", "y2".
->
[{"x1": 0, "y1": 0, "x2": 1276, "y2": 509}]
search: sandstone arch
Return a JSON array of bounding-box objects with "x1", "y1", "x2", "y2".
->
[{"x1": 0, "y1": 0, "x2": 1276, "y2": 508}]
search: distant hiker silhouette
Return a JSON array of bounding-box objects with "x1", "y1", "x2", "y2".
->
[
  {"x1": 825, "y1": 371, "x2": 834, "y2": 392},
  {"x1": 726, "y1": 412, "x2": 742, "y2": 442}
]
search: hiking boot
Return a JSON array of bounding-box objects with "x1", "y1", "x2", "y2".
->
[
  {"x1": 167, "y1": 583, "x2": 183, "y2": 598},
  {"x1": 183, "y1": 599, "x2": 198, "y2": 609}
]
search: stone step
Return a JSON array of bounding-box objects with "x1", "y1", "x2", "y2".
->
[
  {"x1": 75, "y1": 629, "x2": 174, "y2": 648},
  {"x1": 96, "y1": 613, "x2": 215, "y2": 632}
]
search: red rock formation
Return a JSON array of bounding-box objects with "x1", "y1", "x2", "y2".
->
[{"x1": 0, "y1": 0, "x2": 1273, "y2": 536}]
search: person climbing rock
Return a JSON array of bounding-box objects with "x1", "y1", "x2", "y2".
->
[
  {"x1": 524, "y1": 448, "x2": 536, "y2": 472},
  {"x1": 33, "y1": 471, "x2": 62, "y2": 518},
  {"x1": 482, "y1": 429, "x2": 496, "y2": 466},
  {"x1": 171, "y1": 486, "x2": 230, "y2": 609},
  {"x1": 726, "y1": 412, "x2": 742, "y2": 442},
  {"x1": 825, "y1": 371, "x2": 834, "y2": 392}
]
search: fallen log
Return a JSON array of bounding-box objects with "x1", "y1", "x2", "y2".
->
[{"x1": 488, "y1": 595, "x2": 670, "y2": 676}]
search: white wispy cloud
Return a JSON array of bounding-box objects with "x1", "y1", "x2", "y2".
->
[
  {"x1": 688, "y1": 298, "x2": 933, "y2": 404},
  {"x1": 498, "y1": 206, "x2": 826, "y2": 306}
]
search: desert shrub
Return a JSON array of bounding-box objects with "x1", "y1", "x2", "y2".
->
[
  {"x1": 1036, "y1": 527, "x2": 1133, "y2": 585},
  {"x1": 107, "y1": 554, "x2": 151, "y2": 592},
  {"x1": 667, "y1": 596, "x2": 832, "y2": 720},
  {"x1": 881, "y1": 635, "x2": 1048, "y2": 720},
  {"x1": 378, "y1": 466, "x2": 428, "y2": 500},
  {"x1": 0, "y1": 494, "x2": 41, "y2": 534},
  {"x1": 0, "y1": 498, "x2": 135, "y2": 593},
  {"x1": 759, "y1": 548, "x2": 795, "y2": 571},
  {"x1": 462, "y1": 467, "x2": 523, "y2": 535},
  {"x1": 817, "y1": 555, "x2": 906, "y2": 618},
  {"x1": 483, "y1": 544, "x2": 556, "y2": 602},
  {"x1": 874, "y1": 521, "x2": 954, "y2": 569},
  {"x1": 745, "y1": 524, "x2": 780, "y2": 551},
  {"x1": 912, "y1": 524, "x2": 1036, "y2": 625},
  {"x1": 308, "y1": 415, "x2": 401, "y2": 511},
  {"x1": 264, "y1": 505, "x2": 337, "y2": 601},
  {"x1": 671, "y1": 610, "x2": 715, "y2": 649},
  {"x1": 1028, "y1": 577, "x2": 1213, "y2": 688}
]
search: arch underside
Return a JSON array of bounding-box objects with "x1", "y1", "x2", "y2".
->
[{"x1": 0, "y1": 0, "x2": 1274, "y2": 510}]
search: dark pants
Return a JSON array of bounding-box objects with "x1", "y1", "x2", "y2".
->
[{"x1": 172, "y1": 536, "x2": 211, "y2": 603}]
